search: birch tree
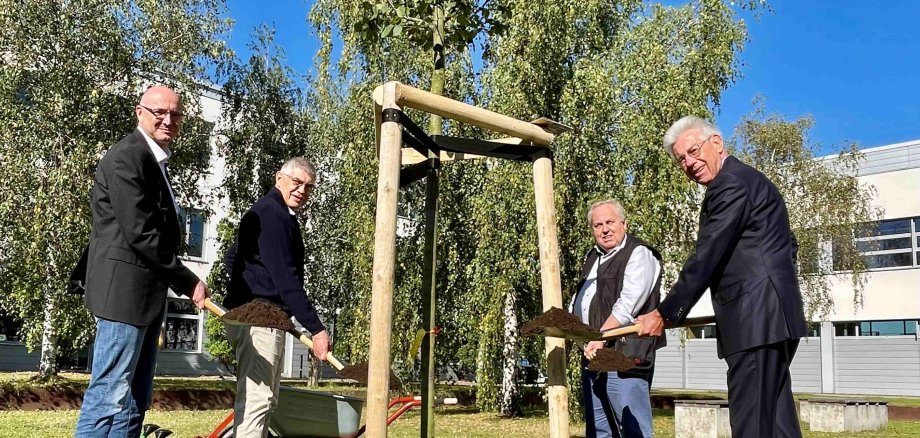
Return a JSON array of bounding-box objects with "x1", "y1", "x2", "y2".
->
[{"x1": 0, "y1": 0, "x2": 231, "y2": 380}]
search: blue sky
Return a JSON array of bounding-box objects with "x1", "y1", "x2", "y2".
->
[{"x1": 225, "y1": 0, "x2": 920, "y2": 154}]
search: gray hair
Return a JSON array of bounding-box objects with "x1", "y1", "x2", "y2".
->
[
  {"x1": 586, "y1": 199, "x2": 626, "y2": 227},
  {"x1": 280, "y1": 156, "x2": 316, "y2": 179},
  {"x1": 663, "y1": 116, "x2": 722, "y2": 158}
]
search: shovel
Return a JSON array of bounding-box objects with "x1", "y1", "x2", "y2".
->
[
  {"x1": 203, "y1": 298, "x2": 401, "y2": 390},
  {"x1": 523, "y1": 307, "x2": 717, "y2": 341}
]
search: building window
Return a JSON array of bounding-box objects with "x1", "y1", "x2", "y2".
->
[
  {"x1": 833, "y1": 217, "x2": 920, "y2": 270},
  {"x1": 835, "y1": 320, "x2": 919, "y2": 336},
  {"x1": 0, "y1": 312, "x2": 22, "y2": 343},
  {"x1": 178, "y1": 207, "x2": 206, "y2": 259},
  {"x1": 163, "y1": 298, "x2": 201, "y2": 352}
]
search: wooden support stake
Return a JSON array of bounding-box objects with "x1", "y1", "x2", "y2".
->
[
  {"x1": 373, "y1": 82, "x2": 556, "y2": 146},
  {"x1": 532, "y1": 153, "x2": 570, "y2": 438},
  {"x1": 366, "y1": 82, "x2": 402, "y2": 438}
]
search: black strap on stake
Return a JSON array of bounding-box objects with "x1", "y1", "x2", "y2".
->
[
  {"x1": 383, "y1": 108, "x2": 554, "y2": 187},
  {"x1": 431, "y1": 135, "x2": 552, "y2": 162},
  {"x1": 382, "y1": 108, "x2": 441, "y2": 157}
]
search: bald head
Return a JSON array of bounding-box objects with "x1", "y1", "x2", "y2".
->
[{"x1": 136, "y1": 86, "x2": 184, "y2": 147}]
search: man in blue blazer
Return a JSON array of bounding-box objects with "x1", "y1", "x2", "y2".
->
[
  {"x1": 75, "y1": 86, "x2": 209, "y2": 437},
  {"x1": 223, "y1": 157, "x2": 329, "y2": 437},
  {"x1": 637, "y1": 116, "x2": 807, "y2": 437}
]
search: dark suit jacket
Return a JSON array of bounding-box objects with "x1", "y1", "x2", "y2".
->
[
  {"x1": 85, "y1": 129, "x2": 199, "y2": 326},
  {"x1": 224, "y1": 188, "x2": 325, "y2": 335},
  {"x1": 658, "y1": 156, "x2": 807, "y2": 358}
]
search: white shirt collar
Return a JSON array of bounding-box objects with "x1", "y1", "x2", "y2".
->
[
  {"x1": 137, "y1": 127, "x2": 171, "y2": 165},
  {"x1": 594, "y1": 234, "x2": 629, "y2": 259}
]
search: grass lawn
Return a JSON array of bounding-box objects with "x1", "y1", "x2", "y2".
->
[
  {"x1": 3, "y1": 373, "x2": 920, "y2": 436},
  {"x1": 1, "y1": 407, "x2": 920, "y2": 437}
]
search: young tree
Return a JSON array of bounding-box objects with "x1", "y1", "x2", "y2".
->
[
  {"x1": 0, "y1": 0, "x2": 231, "y2": 380},
  {"x1": 306, "y1": 0, "x2": 761, "y2": 419},
  {"x1": 730, "y1": 97, "x2": 881, "y2": 319}
]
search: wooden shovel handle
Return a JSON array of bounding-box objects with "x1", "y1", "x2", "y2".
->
[
  {"x1": 204, "y1": 298, "x2": 345, "y2": 370},
  {"x1": 599, "y1": 324, "x2": 641, "y2": 339},
  {"x1": 289, "y1": 327, "x2": 346, "y2": 371},
  {"x1": 596, "y1": 315, "x2": 718, "y2": 341},
  {"x1": 203, "y1": 298, "x2": 227, "y2": 317}
]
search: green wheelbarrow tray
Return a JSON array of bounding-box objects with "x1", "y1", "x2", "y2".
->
[
  {"x1": 201, "y1": 385, "x2": 365, "y2": 438},
  {"x1": 270, "y1": 386, "x2": 365, "y2": 437},
  {"x1": 202, "y1": 386, "x2": 459, "y2": 438}
]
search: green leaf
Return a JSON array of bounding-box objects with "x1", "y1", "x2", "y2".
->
[{"x1": 407, "y1": 328, "x2": 427, "y2": 366}]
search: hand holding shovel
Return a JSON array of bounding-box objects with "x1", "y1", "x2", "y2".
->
[{"x1": 203, "y1": 298, "x2": 401, "y2": 390}]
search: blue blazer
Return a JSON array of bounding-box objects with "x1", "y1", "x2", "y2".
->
[
  {"x1": 658, "y1": 156, "x2": 807, "y2": 358},
  {"x1": 224, "y1": 188, "x2": 325, "y2": 334}
]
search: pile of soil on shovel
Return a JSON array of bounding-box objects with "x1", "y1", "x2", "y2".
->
[
  {"x1": 587, "y1": 349, "x2": 637, "y2": 373},
  {"x1": 223, "y1": 301, "x2": 295, "y2": 331},
  {"x1": 337, "y1": 362, "x2": 403, "y2": 391},
  {"x1": 521, "y1": 307, "x2": 596, "y2": 336}
]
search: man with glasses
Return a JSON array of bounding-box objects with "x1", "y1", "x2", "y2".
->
[
  {"x1": 76, "y1": 86, "x2": 209, "y2": 437},
  {"x1": 636, "y1": 116, "x2": 807, "y2": 437},
  {"x1": 223, "y1": 157, "x2": 329, "y2": 437}
]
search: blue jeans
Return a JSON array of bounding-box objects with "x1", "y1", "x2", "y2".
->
[
  {"x1": 582, "y1": 357, "x2": 654, "y2": 438},
  {"x1": 75, "y1": 314, "x2": 163, "y2": 437}
]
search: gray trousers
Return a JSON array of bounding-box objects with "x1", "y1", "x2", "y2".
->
[{"x1": 227, "y1": 325, "x2": 286, "y2": 438}]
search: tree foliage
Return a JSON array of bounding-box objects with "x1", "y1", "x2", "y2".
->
[{"x1": 0, "y1": 0, "x2": 231, "y2": 379}]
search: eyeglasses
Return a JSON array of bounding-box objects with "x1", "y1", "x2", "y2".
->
[
  {"x1": 676, "y1": 134, "x2": 714, "y2": 166},
  {"x1": 138, "y1": 104, "x2": 185, "y2": 121},
  {"x1": 281, "y1": 172, "x2": 315, "y2": 191}
]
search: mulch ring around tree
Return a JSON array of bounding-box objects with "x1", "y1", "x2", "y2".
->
[
  {"x1": 520, "y1": 307, "x2": 598, "y2": 339},
  {"x1": 222, "y1": 300, "x2": 295, "y2": 332}
]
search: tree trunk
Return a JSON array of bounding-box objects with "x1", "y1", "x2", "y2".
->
[
  {"x1": 499, "y1": 288, "x2": 522, "y2": 417},
  {"x1": 309, "y1": 354, "x2": 321, "y2": 386},
  {"x1": 427, "y1": 6, "x2": 446, "y2": 135},
  {"x1": 38, "y1": 267, "x2": 59, "y2": 381}
]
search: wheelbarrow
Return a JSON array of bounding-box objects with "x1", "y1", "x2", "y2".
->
[{"x1": 197, "y1": 385, "x2": 458, "y2": 438}]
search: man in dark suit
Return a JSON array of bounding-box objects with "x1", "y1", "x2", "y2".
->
[
  {"x1": 223, "y1": 157, "x2": 329, "y2": 437},
  {"x1": 75, "y1": 86, "x2": 209, "y2": 437},
  {"x1": 636, "y1": 116, "x2": 807, "y2": 437}
]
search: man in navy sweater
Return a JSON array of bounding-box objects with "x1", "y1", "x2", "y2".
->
[{"x1": 224, "y1": 157, "x2": 329, "y2": 437}]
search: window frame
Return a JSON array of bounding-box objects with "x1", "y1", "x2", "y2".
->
[
  {"x1": 834, "y1": 216, "x2": 920, "y2": 272},
  {"x1": 177, "y1": 206, "x2": 207, "y2": 262},
  {"x1": 160, "y1": 295, "x2": 204, "y2": 354}
]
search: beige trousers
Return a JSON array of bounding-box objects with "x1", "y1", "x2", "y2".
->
[{"x1": 227, "y1": 324, "x2": 286, "y2": 438}]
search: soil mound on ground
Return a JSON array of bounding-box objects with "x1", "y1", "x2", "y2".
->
[
  {"x1": 0, "y1": 387, "x2": 235, "y2": 411},
  {"x1": 337, "y1": 362, "x2": 402, "y2": 391}
]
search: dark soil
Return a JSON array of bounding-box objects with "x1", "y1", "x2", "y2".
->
[
  {"x1": 0, "y1": 387, "x2": 235, "y2": 411},
  {"x1": 521, "y1": 307, "x2": 596, "y2": 337},
  {"x1": 223, "y1": 301, "x2": 295, "y2": 331},
  {"x1": 337, "y1": 362, "x2": 402, "y2": 391},
  {"x1": 586, "y1": 349, "x2": 637, "y2": 373}
]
